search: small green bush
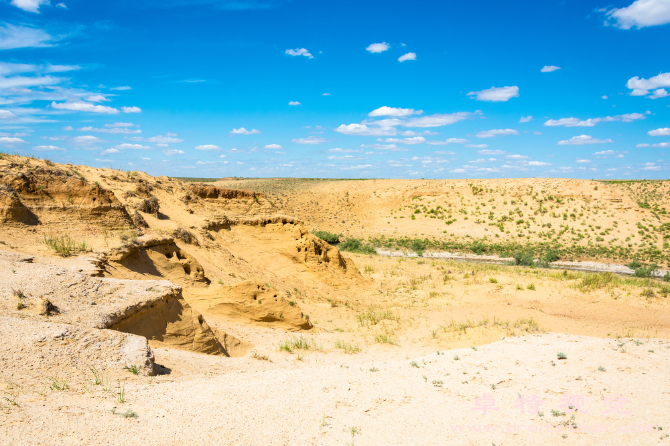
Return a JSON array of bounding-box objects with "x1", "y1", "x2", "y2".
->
[
  {"x1": 313, "y1": 231, "x2": 341, "y2": 244},
  {"x1": 339, "y1": 238, "x2": 377, "y2": 255}
]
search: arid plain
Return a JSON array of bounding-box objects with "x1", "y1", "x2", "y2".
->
[{"x1": 1, "y1": 154, "x2": 670, "y2": 445}]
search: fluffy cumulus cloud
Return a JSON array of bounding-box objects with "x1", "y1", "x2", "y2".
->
[
  {"x1": 366, "y1": 42, "x2": 389, "y2": 53},
  {"x1": 479, "y1": 149, "x2": 506, "y2": 155},
  {"x1": 468, "y1": 86, "x2": 519, "y2": 102},
  {"x1": 528, "y1": 161, "x2": 552, "y2": 166},
  {"x1": 398, "y1": 52, "x2": 416, "y2": 62},
  {"x1": 51, "y1": 101, "x2": 120, "y2": 114},
  {"x1": 403, "y1": 112, "x2": 475, "y2": 127},
  {"x1": 540, "y1": 65, "x2": 561, "y2": 72},
  {"x1": 519, "y1": 116, "x2": 533, "y2": 123},
  {"x1": 649, "y1": 127, "x2": 670, "y2": 136},
  {"x1": 544, "y1": 113, "x2": 646, "y2": 127},
  {"x1": 506, "y1": 154, "x2": 529, "y2": 160},
  {"x1": 475, "y1": 128, "x2": 519, "y2": 138},
  {"x1": 292, "y1": 136, "x2": 327, "y2": 144},
  {"x1": 576, "y1": 159, "x2": 592, "y2": 163},
  {"x1": 230, "y1": 127, "x2": 260, "y2": 135},
  {"x1": 0, "y1": 110, "x2": 17, "y2": 119},
  {"x1": 557, "y1": 135, "x2": 614, "y2": 145},
  {"x1": 626, "y1": 72, "x2": 670, "y2": 98},
  {"x1": 335, "y1": 124, "x2": 397, "y2": 136},
  {"x1": 642, "y1": 162, "x2": 661, "y2": 171},
  {"x1": 194, "y1": 145, "x2": 221, "y2": 151},
  {"x1": 122, "y1": 106, "x2": 141, "y2": 113},
  {"x1": 605, "y1": 0, "x2": 670, "y2": 29},
  {"x1": 10, "y1": 0, "x2": 49, "y2": 13},
  {"x1": 382, "y1": 137, "x2": 425, "y2": 144},
  {"x1": 264, "y1": 144, "x2": 282, "y2": 149},
  {"x1": 73, "y1": 135, "x2": 102, "y2": 144},
  {"x1": 285, "y1": 48, "x2": 313, "y2": 58},
  {"x1": 369, "y1": 106, "x2": 422, "y2": 117},
  {"x1": 288, "y1": 101, "x2": 301, "y2": 106}
]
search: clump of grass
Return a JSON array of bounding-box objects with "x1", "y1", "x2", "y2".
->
[
  {"x1": 356, "y1": 308, "x2": 398, "y2": 327},
  {"x1": 251, "y1": 351, "x2": 271, "y2": 361},
  {"x1": 89, "y1": 366, "x2": 103, "y2": 385},
  {"x1": 12, "y1": 289, "x2": 26, "y2": 310},
  {"x1": 123, "y1": 365, "x2": 140, "y2": 375},
  {"x1": 334, "y1": 340, "x2": 361, "y2": 354},
  {"x1": 514, "y1": 317, "x2": 540, "y2": 332},
  {"x1": 598, "y1": 366, "x2": 607, "y2": 372},
  {"x1": 43, "y1": 234, "x2": 89, "y2": 257},
  {"x1": 557, "y1": 352, "x2": 568, "y2": 360},
  {"x1": 527, "y1": 283, "x2": 536, "y2": 291},
  {"x1": 339, "y1": 238, "x2": 377, "y2": 255},
  {"x1": 575, "y1": 272, "x2": 619, "y2": 293},
  {"x1": 278, "y1": 336, "x2": 317, "y2": 353},
  {"x1": 45, "y1": 377, "x2": 69, "y2": 391},
  {"x1": 111, "y1": 408, "x2": 138, "y2": 419},
  {"x1": 488, "y1": 277, "x2": 498, "y2": 283},
  {"x1": 373, "y1": 332, "x2": 396, "y2": 344}
]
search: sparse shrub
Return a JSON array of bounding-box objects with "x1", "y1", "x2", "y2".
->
[
  {"x1": 173, "y1": 227, "x2": 199, "y2": 245},
  {"x1": 557, "y1": 352, "x2": 567, "y2": 360},
  {"x1": 339, "y1": 238, "x2": 376, "y2": 255},
  {"x1": 411, "y1": 239, "x2": 426, "y2": 256},
  {"x1": 132, "y1": 210, "x2": 148, "y2": 228},
  {"x1": 512, "y1": 249, "x2": 535, "y2": 266},
  {"x1": 313, "y1": 231, "x2": 341, "y2": 244},
  {"x1": 527, "y1": 283, "x2": 536, "y2": 290},
  {"x1": 334, "y1": 340, "x2": 361, "y2": 354},
  {"x1": 39, "y1": 298, "x2": 59, "y2": 316},
  {"x1": 124, "y1": 365, "x2": 140, "y2": 375},
  {"x1": 488, "y1": 277, "x2": 498, "y2": 283},
  {"x1": 138, "y1": 196, "x2": 159, "y2": 215},
  {"x1": 633, "y1": 263, "x2": 658, "y2": 278}
]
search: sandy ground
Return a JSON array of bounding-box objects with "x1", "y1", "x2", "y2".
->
[{"x1": 2, "y1": 334, "x2": 669, "y2": 446}]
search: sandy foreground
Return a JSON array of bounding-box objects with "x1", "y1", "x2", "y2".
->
[{"x1": 2, "y1": 333, "x2": 669, "y2": 446}]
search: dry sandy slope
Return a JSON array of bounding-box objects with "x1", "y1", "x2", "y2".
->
[{"x1": 1, "y1": 334, "x2": 668, "y2": 446}]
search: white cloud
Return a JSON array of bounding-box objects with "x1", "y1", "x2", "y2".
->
[
  {"x1": 541, "y1": 65, "x2": 561, "y2": 72},
  {"x1": 110, "y1": 86, "x2": 131, "y2": 91},
  {"x1": 0, "y1": 110, "x2": 17, "y2": 119},
  {"x1": 78, "y1": 126, "x2": 141, "y2": 134},
  {"x1": 335, "y1": 124, "x2": 396, "y2": 136},
  {"x1": 129, "y1": 135, "x2": 184, "y2": 143},
  {"x1": 476, "y1": 128, "x2": 519, "y2": 138},
  {"x1": 106, "y1": 122, "x2": 136, "y2": 127},
  {"x1": 122, "y1": 106, "x2": 141, "y2": 113},
  {"x1": 366, "y1": 42, "x2": 389, "y2": 53},
  {"x1": 0, "y1": 136, "x2": 25, "y2": 143},
  {"x1": 73, "y1": 135, "x2": 102, "y2": 144},
  {"x1": 162, "y1": 149, "x2": 184, "y2": 155},
  {"x1": 322, "y1": 93, "x2": 331, "y2": 96},
  {"x1": 519, "y1": 116, "x2": 533, "y2": 123},
  {"x1": 33, "y1": 145, "x2": 64, "y2": 151},
  {"x1": 398, "y1": 52, "x2": 416, "y2": 62},
  {"x1": 649, "y1": 88, "x2": 668, "y2": 99},
  {"x1": 479, "y1": 149, "x2": 506, "y2": 155},
  {"x1": 285, "y1": 48, "x2": 313, "y2": 58},
  {"x1": 642, "y1": 162, "x2": 661, "y2": 171},
  {"x1": 63, "y1": 126, "x2": 73, "y2": 131},
  {"x1": 544, "y1": 113, "x2": 646, "y2": 127},
  {"x1": 100, "y1": 148, "x2": 119, "y2": 155},
  {"x1": 576, "y1": 159, "x2": 592, "y2": 163},
  {"x1": 383, "y1": 136, "x2": 425, "y2": 144},
  {"x1": 361, "y1": 143, "x2": 408, "y2": 152},
  {"x1": 427, "y1": 138, "x2": 468, "y2": 145},
  {"x1": 434, "y1": 151, "x2": 456, "y2": 155},
  {"x1": 288, "y1": 101, "x2": 301, "y2": 106},
  {"x1": 403, "y1": 112, "x2": 475, "y2": 127},
  {"x1": 113, "y1": 143, "x2": 152, "y2": 150},
  {"x1": 465, "y1": 144, "x2": 489, "y2": 149},
  {"x1": 506, "y1": 154, "x2": 529, "y2": 160},
  {"x1": 84, "y1": 95, "x2": 109, "y2": 102},
  {"x1": 649, "y1": 128, "x2": 670, "y2": 136},
  {"x1": 10, "y1": 0, "x2": 49, "y2": 13},
  {"x1": 0, "y1": 24, "x2": 55, "y2": 50},
  {"x1": 369, "y1": 106, "x2": 422, "y2": 117},
  {"x1": 51, "y1": 101, "x2": 119, "y2": 114},
  {"x1": 292, "y1": 136, "x2": 327, "y2": 144},
  {"x1": 650, "y1": 142, "x2": 670, "y2": 148},
  {"x1": 602, "y1": 95, "x2": 609, "y2": 99},
  {"x1": 194, "y1": 144, "x2": 221, "y2": 151},
  {"x1": 264, "y1": 144, "x2": 283, "y2": 149},
  {"x1": 56, "y1": 2, "x2": 66, "y2": 8},
  {"x1": 528, "y1": 161, "x2": 552, "y2": 166},
  {"x1": 606, "y1": 0, "x2": 670, "y2": 29},
  {"x1": 558, "y1": 135, "x2": 614, "y2": 145},
  {"x1": 468, "y1": 86, "x2": 519, "y2": 102},
  {"x1": 636, "y1": 143, "x2": 650, "y2": 148},
  {"x1": 626, "y1": 72, "x2": 670, "y2": 97},
  {"x1": 452, "y1": 169, "x2": 465, "y2": 173},
  {"x1": 230, "y1": 127, "x2": 260, "y2": 135}
]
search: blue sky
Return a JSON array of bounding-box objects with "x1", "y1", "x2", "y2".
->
[{"x1": 1, "y1": 0, "x2": 669, "y2": 179}]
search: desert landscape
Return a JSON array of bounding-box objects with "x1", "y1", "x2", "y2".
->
[{"x1": 1, "y1": 154, "x2": 669, "y2": 445}]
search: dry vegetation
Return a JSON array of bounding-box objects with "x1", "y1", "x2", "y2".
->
[{"x1": 1, "y1": 154, "x2": 669, "y2": 445}]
